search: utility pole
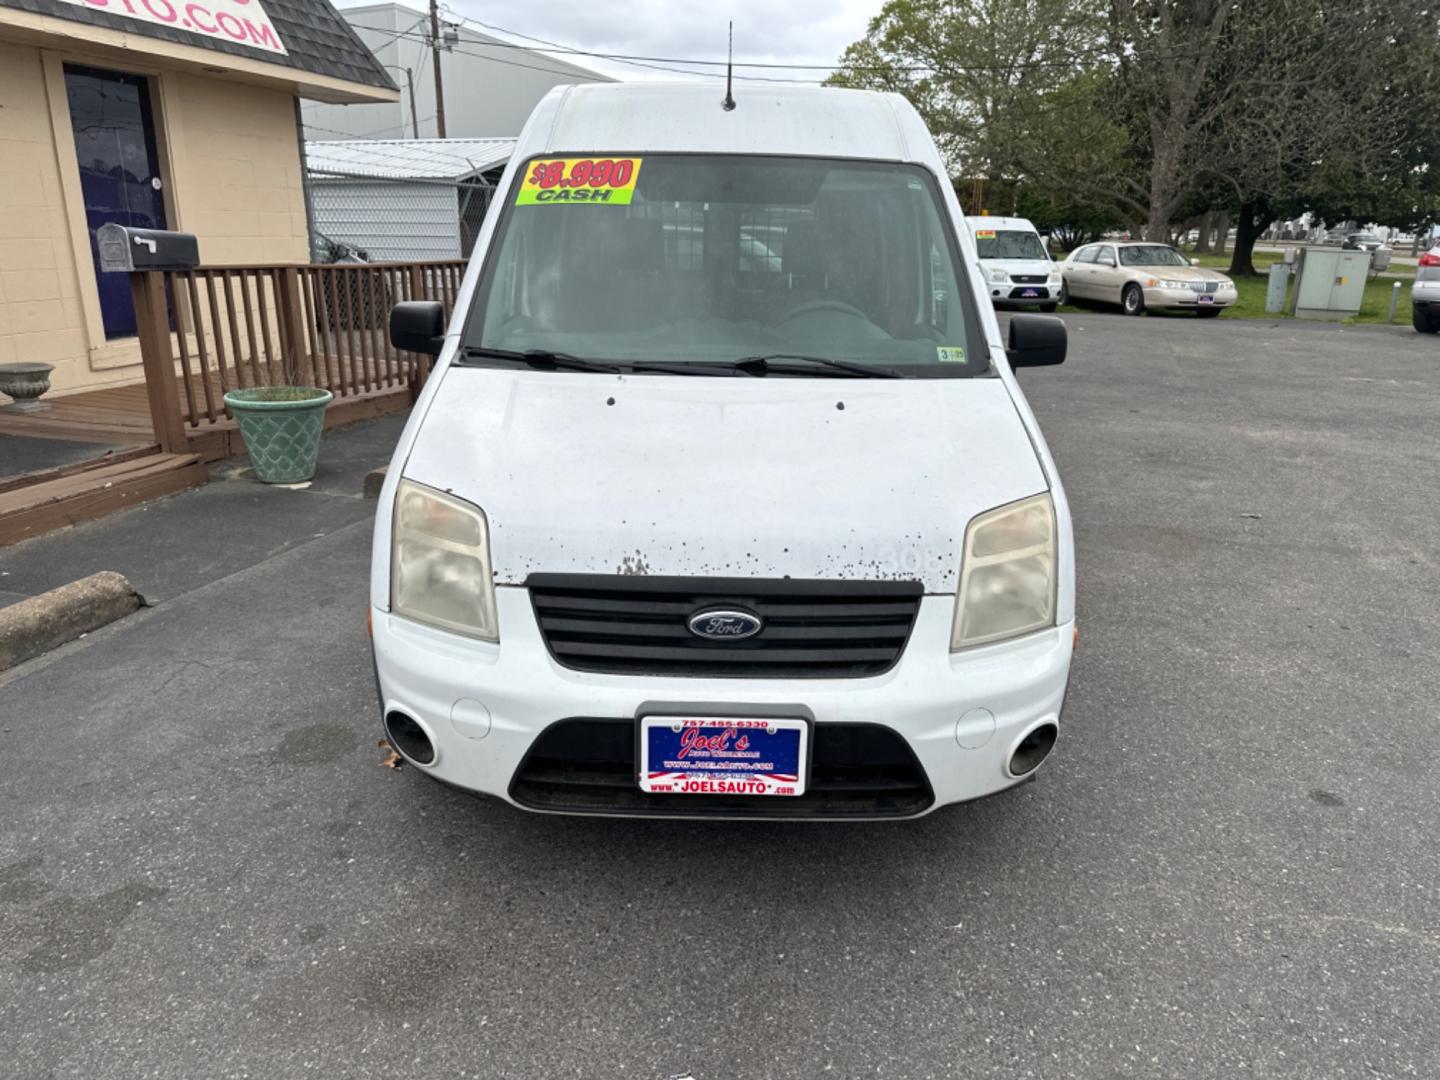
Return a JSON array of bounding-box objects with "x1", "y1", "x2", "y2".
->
[
  {"x1": 404, "y1": 67, "x2": 419, "y2": 139},
  {"x1": 429, "y1": 0, "x2": 447, "y2": 138}
]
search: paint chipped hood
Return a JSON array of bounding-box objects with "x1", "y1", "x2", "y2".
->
[{"x1": 400, "y1": 368, "x2": 1048, "y2": 592}]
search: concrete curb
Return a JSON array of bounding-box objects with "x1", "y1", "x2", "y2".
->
[
  {"x1": 0, "y1": 571, "x2": 144, "y2": 672},
  {"x1": 363, "y1": 464, "x2": 388, "y2": 500}
]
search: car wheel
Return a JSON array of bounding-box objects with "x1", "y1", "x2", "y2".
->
[
  {"x1": 1196, "y1": 307, "x2": 1221, "y2": 318},
  {"x1": 1412, "y1": 306, "x2": 1440, "y2": 334},
  {"x1": 1057, "y1": 283, "x2": 1069, "y2": 306},
  {"x1": 1121, "y1": 283, "x2": 1145, "y2": 316}
]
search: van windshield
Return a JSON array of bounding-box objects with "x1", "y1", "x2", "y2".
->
[
  {"x1": 973, "y1": 229, "x2": 1047, "y2": 261},
  {"x1": 465, "y1": 155, "x2": 985, "y2": 376}
]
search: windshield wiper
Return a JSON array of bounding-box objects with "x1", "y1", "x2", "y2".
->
[
  {"x1": 730, "y1": 354, "x2": 905, "y2": 378},
  {"x1": 459, "y1": 345, "x2": 622, "y2": 374}
]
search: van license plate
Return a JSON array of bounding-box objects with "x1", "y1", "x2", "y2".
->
[
  {"x1": 639, "y1": 717, "x2": 807, "y2": 797},
  {"x1": 1020, "y1": 288, "x2": 1041, "y2": 298}
]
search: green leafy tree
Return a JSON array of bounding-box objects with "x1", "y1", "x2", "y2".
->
[{"x1": 828, "y1": 0, "x2": 1128, "y2": 215}]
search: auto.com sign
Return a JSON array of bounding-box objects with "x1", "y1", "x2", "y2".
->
[{"x1": 61, "y1": 0, "x2": 287, "y2": 55}]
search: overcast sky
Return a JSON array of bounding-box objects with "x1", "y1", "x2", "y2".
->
[{"x1": 359, "y1": 0, "x2": 881, "y2": 84}]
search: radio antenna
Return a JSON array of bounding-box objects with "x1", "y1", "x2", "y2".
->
[{"x1": 722, "y1": 22, "x2": 736, "y2": 111}]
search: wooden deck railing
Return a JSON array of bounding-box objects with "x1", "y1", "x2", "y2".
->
[{"x1": 129, "y1": 260, "x2": 466, "y2": 453}]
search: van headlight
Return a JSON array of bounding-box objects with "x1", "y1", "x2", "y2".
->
[
  {"x1": 951, "y1": 493, "x2": 1057, "y2": 650},
  {"x1": 391, "y1": 479, "x2": 498, "y2": 641},
  {"x1": 987, "y1": 267, "x2": 1009, "y2": 283}
]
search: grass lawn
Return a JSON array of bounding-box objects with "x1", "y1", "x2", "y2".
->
[{"x1": 1056, "y1": 248, "x2": 1414, "y2": 325}]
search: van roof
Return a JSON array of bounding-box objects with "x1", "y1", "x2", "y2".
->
[
  {"x1": 517, "y1": 83, "x2": 928, "y2": 164},
  {"x1": 967, "y1": 216, "x2": 1039, "y2": 232}
]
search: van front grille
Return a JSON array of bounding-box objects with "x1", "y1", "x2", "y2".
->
[
  {"x1": 527, "y1": 574, "x2": 923, "y2": 678},
  {"x1": 510, "y1": 718, "x2": 934, "y2": 816}
]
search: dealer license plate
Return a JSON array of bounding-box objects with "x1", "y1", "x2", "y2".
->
[
  {"x1": 639, "y1": 716, "x2": 808, "y2": 797},
  {"x1": 1198, "y1": 294, "x2": 1214, "y2": 304},
  {"x1": 1020, "y1": 288, "x2": 1042, "y2": 298}
]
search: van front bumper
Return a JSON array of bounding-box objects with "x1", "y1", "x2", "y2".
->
[
  {"x1": 371, "y1": 588, "x2": 1074, "y2": 819},
  {"x1": 989, "y1": 283, "x2": 1063, "y2": 305}
]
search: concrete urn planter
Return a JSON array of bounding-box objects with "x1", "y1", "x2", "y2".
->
[{"x1": 0, "y1": 362, "x2": 56, "y2": 412}]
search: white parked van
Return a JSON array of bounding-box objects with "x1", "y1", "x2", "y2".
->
[
  {"x1": 966, "y1": 216, "x2": 1063, "y2": 310},
  {"x1": 372, "y1": 83, "x2": 1075, "y2": 819}
]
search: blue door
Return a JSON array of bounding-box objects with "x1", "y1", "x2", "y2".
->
[{"x1": 64, "y1": 65, "x2": 168, "y2": 340}]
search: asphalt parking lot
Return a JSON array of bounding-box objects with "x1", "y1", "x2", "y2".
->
[{"x1": 2, "y1": 313, "x2": 1438, "y2": 1078}]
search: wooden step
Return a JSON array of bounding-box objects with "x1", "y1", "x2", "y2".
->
[
  {"x1": 0, "y1": 445, "x2": 159, "y2": 496},
  {"x1": 0, "y1": 452, "x2": 207, "y2": 546}
]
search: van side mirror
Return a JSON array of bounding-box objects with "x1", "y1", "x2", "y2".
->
[
  {"x1": 1006, "y1": 314, "x2": 1066, "y2": 367},
  {"x1": 390, "y1": 301, "x2": 446, "y2": 356}
]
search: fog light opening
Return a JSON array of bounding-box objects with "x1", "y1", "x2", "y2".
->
[
  {"x1": 385, "y1": 710, "x2": 436, "y2": 766},
  {"x1": 1008, "y1": 722, "x2": 1057, "y2": 777}
]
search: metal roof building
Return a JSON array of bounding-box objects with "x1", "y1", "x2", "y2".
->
[{"x1": 305, "y1": 137, "x2": 516, "y2": 262}]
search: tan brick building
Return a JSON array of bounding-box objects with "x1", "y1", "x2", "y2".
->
[{"x1": 0, "y1": 0, "x2": 396, "y2": 395}]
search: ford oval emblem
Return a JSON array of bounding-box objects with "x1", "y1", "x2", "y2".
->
[{"x1": 687, "y1": 608, "x2": 763, "y2": 641}]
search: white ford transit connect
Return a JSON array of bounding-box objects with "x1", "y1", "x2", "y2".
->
[
  {"x1": 966, "y1": 216, "x2": 1063, "y2": 310},
  {"x1": 372, "y1": 83, "x2": 1075, "y2": 819}
]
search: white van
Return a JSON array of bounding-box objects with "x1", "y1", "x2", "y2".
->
[
  {"x1": 966, "y1": 216, "x2": 1063, "y2": 310},
  {"x1": 372, "y1": 83, "x2": 1075, "y2": 819}
]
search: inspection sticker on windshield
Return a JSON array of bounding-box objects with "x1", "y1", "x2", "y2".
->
[
  {"x1": 937, "y1": 346, "x2": 968, "y2": 364},
  {"x1": 516, "y1": 157, "x2": 642, "y2": 205},
  {"x1": 974, "y1": 229, "x2": 996, "y2": 239},
  {"x1": 639, "y1": 716, "x2": 808, "y2": 797}
]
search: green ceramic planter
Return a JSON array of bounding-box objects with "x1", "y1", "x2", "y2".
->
[{"x1": 223, "y1": 387, "x2": 333, "y2": 484}]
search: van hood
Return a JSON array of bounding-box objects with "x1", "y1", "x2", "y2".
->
[
  {"x1": 983, "y1": 258, "x2": 1056, "y2": 277},
  {"x1": 401, "y1": 368, "x2": 1047, "y2": 592}
]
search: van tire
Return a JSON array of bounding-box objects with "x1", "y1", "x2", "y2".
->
[
  {"x1": 1413, "y1": 305, "x2": 1440, "y2": 334},
  {"x1": 1121, "y1": 284, "x2": 1145, "y2": 316}
]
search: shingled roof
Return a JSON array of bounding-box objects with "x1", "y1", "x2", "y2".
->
[{"x1": 0, "y1": 0, "x2": 396, "y2": 91}]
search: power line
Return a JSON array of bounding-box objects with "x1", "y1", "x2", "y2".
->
[
  {"x1": 358, "y1": 12, "x2": 429, "y2": 47},
  {"x1": 347, "y1": 23, "x2": 621, "y2": 81},
  {"x1": 303, "y1": 115, "x2": 438, "y2": 140},
  {"x1": 351, "y1": 23, "x2": 825, "y2": 83},
  {"x1": 436, "y1": 10, "x2": 824, "y2": 82},
  {"x1": 355, "y1": 12, "x2": 1219, "y2": 78}
]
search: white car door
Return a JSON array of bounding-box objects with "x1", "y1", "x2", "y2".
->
[
  {"x1": 1064, "y1": 246, "x2": 1092, "y2": 299},
  {"x1": 1091, "y1": 245, "x2": 1125, "y2": 304}
]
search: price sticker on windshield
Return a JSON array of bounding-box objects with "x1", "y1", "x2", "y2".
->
[
  {"x1": 516, "y1": 157, "x2": 643, "y2": 206},
  {"x1": 974, "y1": 229, "x2": 996, "y2": 239}
]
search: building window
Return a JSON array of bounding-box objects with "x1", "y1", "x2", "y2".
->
[{"x1": 63, "y1": 65, "x2": 168, "y2": 340}]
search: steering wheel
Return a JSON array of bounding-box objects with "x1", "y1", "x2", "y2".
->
[{"x1": 776, "y1": 299, "x2": 870, "y2": 323}]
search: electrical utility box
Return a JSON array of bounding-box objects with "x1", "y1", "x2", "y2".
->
[{"x1": 1293, "y1": 249, "x2": 1370, "y2": 319}]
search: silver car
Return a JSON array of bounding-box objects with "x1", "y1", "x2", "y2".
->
[
  {"x1": 1412, "y1": 243, "x2": 1440, "y2": 333},
  {"x1": 1061, "y1": 241, "x2": 1238, "y2": 317}
]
